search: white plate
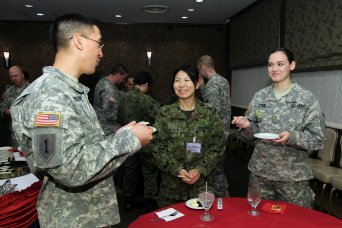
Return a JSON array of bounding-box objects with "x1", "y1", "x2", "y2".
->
[
  {"x1": 123, "y1": 126, "x2": 157, "y2": 132},
  {"x1": 254, "y1": 133, "x2": 279, "y2": 140},
  {"x1": 185, "y1": 198, "x2": 203, "y2": 210}
]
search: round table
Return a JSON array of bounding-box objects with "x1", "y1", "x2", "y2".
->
[{"x1": 128, "y1": 197, "x2": 342, "y2": 228}]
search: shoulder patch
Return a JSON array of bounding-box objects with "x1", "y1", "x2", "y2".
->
[{"x1": 35, "y1": 113, "x2": 61, "y2": 127}]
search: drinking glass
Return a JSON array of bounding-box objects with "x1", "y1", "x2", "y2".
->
[
  {"x1": 198, "y1": 186, "x2": 215, "y2": 221},
  {"x1": 247, "y1": 176, "x2": 261, "y2": 216}
]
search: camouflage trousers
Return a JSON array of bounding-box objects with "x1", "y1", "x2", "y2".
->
[
  {"x1": 122, "y1": 153, "x2": 140, "y2": 197},
  {"x1": 251, "y1": 174, "x2": 315, "y2": 208},
  {"x1": 208, "y1": 143, "x2": 229, "y2": 197},
  {"x1": 122, "y1": 150, "x2": 159, "y2": 198},
  {"x1": 140, "y1": 151, "x2": 159, "y2": 200}
]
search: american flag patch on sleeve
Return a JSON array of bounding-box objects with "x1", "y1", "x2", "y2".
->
[{"x1": 35, "y1": 113, "x2": 61, "y2": 127}]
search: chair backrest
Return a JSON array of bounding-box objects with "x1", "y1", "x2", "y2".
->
[{"x1": 317, "y1": 128, "x2": 338, "y2": 163}]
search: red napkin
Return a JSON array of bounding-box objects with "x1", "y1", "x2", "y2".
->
[{"x1": 261, "y1": 203, "x2": 287, "y2": 214}]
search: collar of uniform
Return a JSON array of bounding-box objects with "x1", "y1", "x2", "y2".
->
[
  {"x1": 131, "y1": 87, "x2": 142, "y2": 93},
  {"x1": 64, "y1": 72, "x2": 78, "y2": 83},
  {"x1": 269, "y1": 81, "x2": 298, "y2": 101},
  {"x1": 43, "y1": 66, "x2": 89, "y2": 94},
  {"x1": 207, "y1": 73, "x2": 219, "y2": 81},
  {"x1": 167, "y1": 98, "x2": 206, "y2": 119},
  {"x1": 265, "y1": 85, "x2": 278, "y2": 101}
]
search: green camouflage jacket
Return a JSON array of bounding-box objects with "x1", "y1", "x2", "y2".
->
[
  {"x1": 118, "y1": 87, "x2": 160, "y2": 125},
  {"x1": 151, "y1": 99, "x2": 224, "y2": 201}
]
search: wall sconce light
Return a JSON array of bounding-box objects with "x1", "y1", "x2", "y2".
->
[
  {"x1": 3, "y1": 51, "x2": 10, "y2": 68},
  {"x1": 146, "y1": 51, "x2": 152, "y2": 66}
]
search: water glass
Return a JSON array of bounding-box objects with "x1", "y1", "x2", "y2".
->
[{"x1": 198, "y1": 186, "x2": 215, "y2": 221}]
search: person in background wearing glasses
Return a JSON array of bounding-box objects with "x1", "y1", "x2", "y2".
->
[
  {"x1": 232, "y1": 48, "x2": 325, "y2": 208},
  {"x1": 93, "y1": 64, "x2": 129, "y2": 136},
  {"x1": 11, "y1": 13, "x2": 153, "y2": 227}
]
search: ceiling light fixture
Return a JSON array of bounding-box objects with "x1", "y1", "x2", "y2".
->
[
  {"x1": 36, "y1": 13, "x2": 44, "y2": 16},
  {"x1": 188, "y1": 9, "x2": 195, "y2": 12},
  {"x1": 25, "y1": 4, "x2": 33, "y2": 8},
  {"x1": 115, "y1": 15, "x2": 122, "y2": 18},
  {"x1": 196, "y1": 0, "x2": 204, "y2": 2},
  {"x1": 182, "y1": 16, "x2": 188, "y2": 19},
  {"x1": 142, "y1": 5, "x2": 170, "y2": 14}
]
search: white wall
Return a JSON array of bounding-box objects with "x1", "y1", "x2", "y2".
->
[{"x1": 231, "y1": 67, "x2": 342, "y2": 129}]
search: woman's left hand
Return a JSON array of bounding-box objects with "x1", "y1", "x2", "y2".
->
[{"x1": 272, "y1": 131, "x2": 290, "y2": 144}]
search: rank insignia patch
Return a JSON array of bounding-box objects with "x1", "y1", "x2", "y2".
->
[{"x1": 35, "y1": 113, "x2": 61, "y2": 127}]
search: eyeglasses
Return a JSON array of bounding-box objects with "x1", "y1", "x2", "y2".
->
[
  {"x1": 70, "y1": 34, "x2": 104, "y2": 50},
  {"x1": 81, "y1": 35, "x2": 104, "y2": 50}
]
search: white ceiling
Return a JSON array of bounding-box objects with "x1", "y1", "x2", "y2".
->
[{"x1": 0, "y1": 0, "x2": 256, "y2": 24}]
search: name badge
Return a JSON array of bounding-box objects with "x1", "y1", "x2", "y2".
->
[{"x1": 186, "y1": 143, "x2": 201, "y2": 153}]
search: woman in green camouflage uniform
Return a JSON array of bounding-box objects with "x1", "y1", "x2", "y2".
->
[{"x1": 152, "y1": 64, "x2": 224, "y2": 208}]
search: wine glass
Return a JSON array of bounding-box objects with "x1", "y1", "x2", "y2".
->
[
  {"x1": 247, "y1": 176, "x2": 261, "y2": 216},
  {"x1": 198, "y1": 186, "x2": 215, "y2": 221}
]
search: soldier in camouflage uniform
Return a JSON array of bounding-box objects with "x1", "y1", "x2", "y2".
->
[
  {"x1": 118, "y1": 71, "x2": 161, "y2": 212},
  {"x1": 151, "y1": 65, "x2": 224, "y2": 208},
  {"x1": 197, "y1": 55, "x2": 231, "y2": 197},
  {"x1": 124, "y1": 74, "x2": 135, "y2": 92},
  {"x1": 232, "y1": 48, "x2": 325, "y2": 208},
  {"x1": 93, "y1": 64, "x2": 128, "y2": 135},
  {"x1": 10, "y1": 14, "x2": 153, "y2": 228},
  {"x1": 0, "y1": 66, "x2": 30, "y2": 147}
]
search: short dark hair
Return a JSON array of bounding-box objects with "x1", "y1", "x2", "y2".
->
[
  {"x1": 49, "y1": 13, "x2": 99, "y2": 53},
  {"x1": 110, "y1": 64, "x2": 128, "y2": 75},
  {"x1": 269, "y1": 47, "x2": 295, "y2": 63},
  {"x1": 125, "y1": 74, "x2": 135, "y2": 82},
  {"x1": 173, "y1": 64, "x2": 199, "y2": 85},
  {"x1": 134, "y1": 71, "x2": 153, "y2": 86}
]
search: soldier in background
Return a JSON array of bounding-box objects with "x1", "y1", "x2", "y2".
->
[
  {"x1": 124, "y1": 74, "x2": 135, "y2": 91},
  {"x1": 232, "y1": 48, "x2": 325, "y2": 208},
  {"x1": 152, "y1": 64, "x2": 224, "y2": 208},
  {"x1": 118, "y1": 71, "x2": 160, "y2": 212},
  {"x1": 0, "y1": 66, "x2": 30, "y2": 147},
  {"x1": 93, "y1": 64, "x2": 128, "y2": 135},
  {"x1": 197, "y1": 55, "x2": 231, "y2": 197},
  {"x1": 11, "y1": 13, "x2": 153, "y2": 227}
]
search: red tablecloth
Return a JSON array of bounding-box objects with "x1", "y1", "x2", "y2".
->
[
  {"x1": 129, "y1": 197, "x2": 342, "y2": 228},
  {"x1": 0, "y1": 181, "x2": 42, "y2": 228}
]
